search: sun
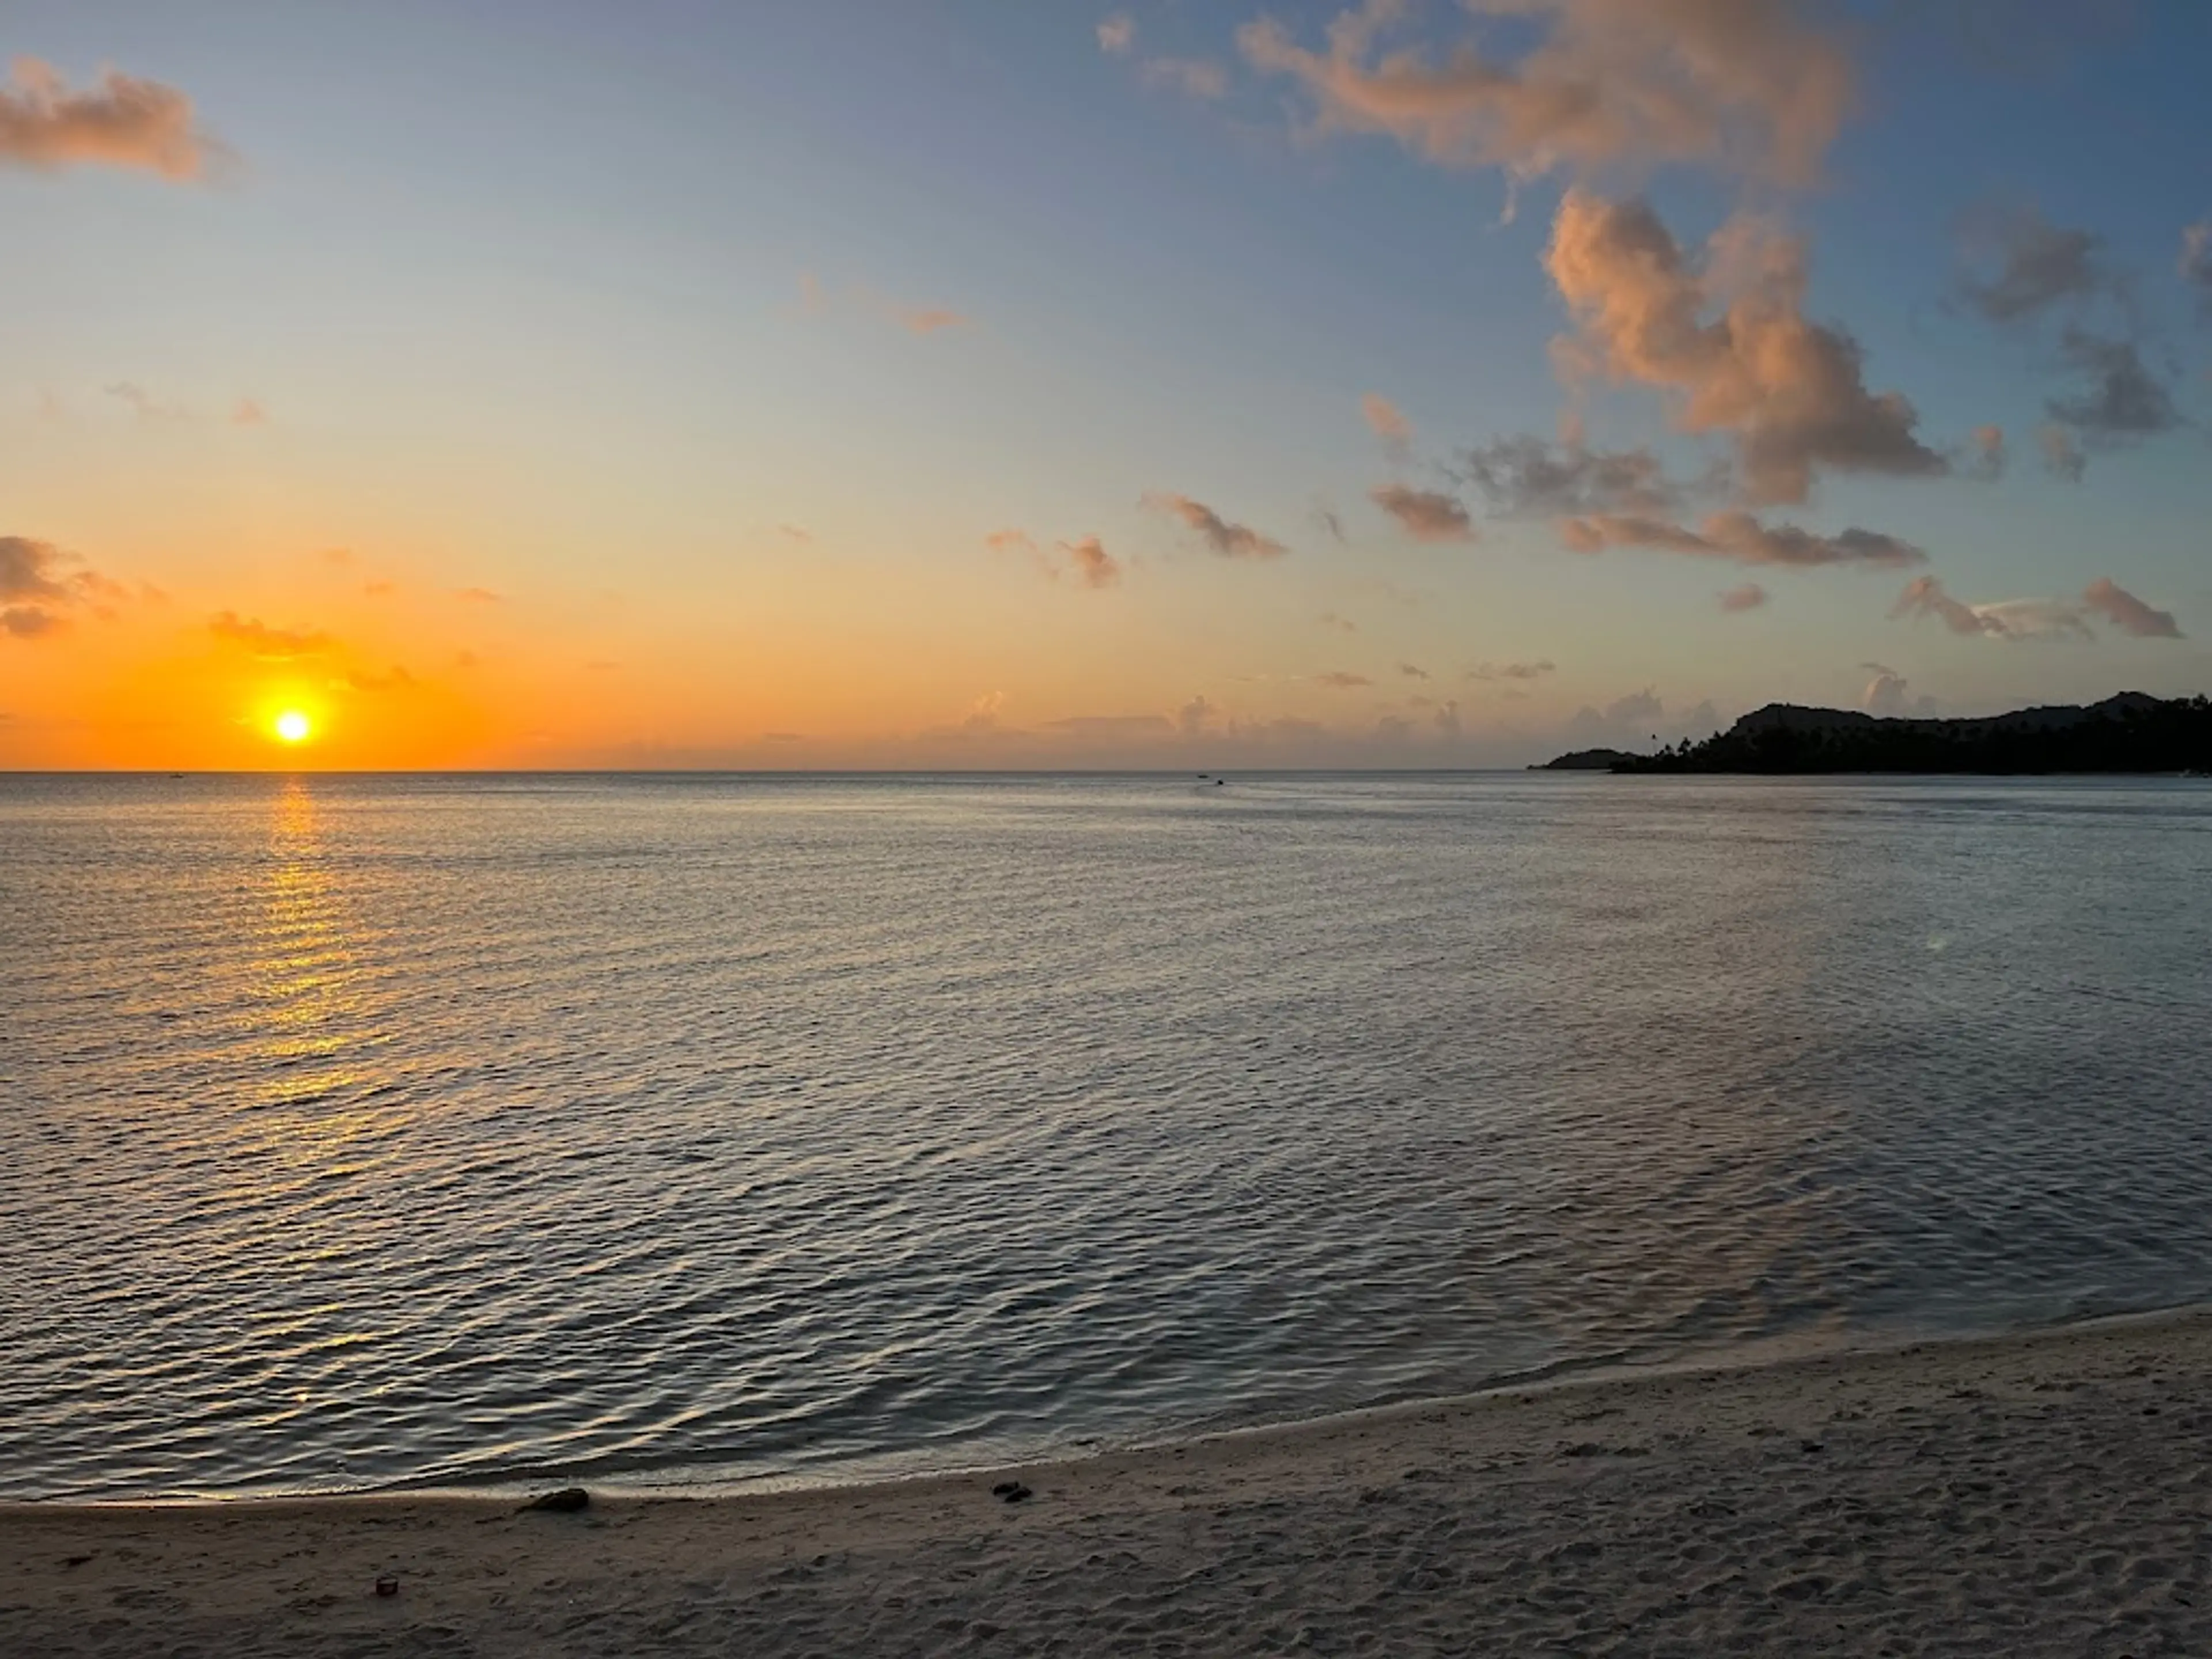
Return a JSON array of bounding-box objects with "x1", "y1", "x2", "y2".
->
[{"x1": 274, "y1": 710, "x2": 313, "y2": 744}]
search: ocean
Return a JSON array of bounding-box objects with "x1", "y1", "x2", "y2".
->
[{"x1": 5, "y1": 771, "x2": 2210, "y2": 1500}]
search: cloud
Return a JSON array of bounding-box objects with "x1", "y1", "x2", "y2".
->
[
  {"x1": 1719, "y1": 581, "x2": 1768, "y2": 612},
  {"x1": 1957, "y1": 209, "x2": 2109, "y2": 324},
  {"x1": 1962, "y1": 423, "x2": 2005, "y2": 481},
  {"x1": 1060, "y1": 534, "x2": 1122, "y2": 589},
  {"x1": 1179, "y1": 695, "x2": 1215, "y2": 734},
  {"x1": 1, "y1": 605, "x2": 65, "y2": 639},
  {"x1": 1143, "y1": 493, "x2": 1289, "y2": 559},
  {"x1": 1889, "y1": 575, "x2": 1993, "y2": 636},
  {"x1": 1361, "y1": 392, "x2": 1412, "y2": 452},
  {"x1": 2183, "y1": 222, "x2": 2212, "y2": 316},
  {"x1": 104, "y1": 381, "x2": 184, "y2": 421},
  {"x1": 2081, "y1": 577, "x2": 2183, "y2": 639},
  {"x1": 1467, "y1": 660, "x2": 1555, "y2": 681},
  {"x1": 2046, "y1": 328, "x2": 2181, "y2": 438},
  {"x1": 0, "y1": 534, "x2": 122, "y2": 640},
  {"x1": 778, "y1": 522, "x2": 813, "y2": 544},
  {"x1": 897, "y1": 306, "x2": 968, "y2": 335},
  {"x1": 1545, "y1": 191, "x2": 1946, "y2": 506},
  {"x1": 1316, "y1": 670, "x2": 1374, "y2": 690},
  {"x1": 989, "y1": 527, "x2": 1120, "y2": 588},
  {"x1": 1397, "y1": 661, "x2": 1430, "y2": 679},
  {"x1": 0, "y1": 536, "x2": 71, "y2": 604},
  {"x1": 1142, "y1": 58, "x2": 1229, "y2": 99},
  {"x1": 1314, "y1": 505, "x2": 1347, "y2": 541},
  {"x1": 1456, "y1": 433, "x2": 1691, "y2": 517},
  {"x1": 232, "y1": 397, "x2": 268, "y2": 427},
  {"x1": 1605, "y1": 687, "x2": 1663, "y2": 723},
  {"x1": 1861, "y1": 662, "x2": 1920, "y2": 716},
  {"x1": 1889, "y1": 577, "x2": 2097, "y2": 642},
  {"x1": 1433, "y1": 699, "x2": 1462, "y2": 737},
  {"x1": 2037, "y1": 422, "x2": 2085, "y2": 482},
  {"x1": 1369, "y1": 482, "x2": 1476, "y2": 543},
  {"x1": 1236, "y1": 0, "x2": 1854, "y2": 187},
  {"x1": 1560, "y1": 508, "x2": 1926, "y2": 569},
  {"x1": 1319, "y1": 611, "x2": 1357, "y2": 633},
  {"x1": 342, "y1": 665, "x2": 417, "y2": 694},
  {"x1": 1097, "y1": 13, "x2": 1135, "y2": 54},
  {"x1": 454, "y1": 586, "x2": 501, "y2": 603},
  {"x1": 208, "y1": 611, "x2": 334, "y2": 659},
  {"x1": 0, "y1": 58, "x2": 217, "y2": 180}
]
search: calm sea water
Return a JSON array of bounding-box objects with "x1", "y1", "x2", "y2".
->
[{"x1": 5, "y1": 771, "x2": 2211, "y2": 1500}]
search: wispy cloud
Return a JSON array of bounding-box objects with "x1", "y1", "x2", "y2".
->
[
  {"x1": 208, "y1": 611, "x2": 334, "y2": 659},
  {"x1": 0, "y1": 59, "x2": 218, "y2": 180},
  {"x1": 231, "y1": 396, "x2": 269, "y2": 427},
  {"x1": 1467, "y1": 659, "x2": 1555, "y2": 681},
  {"x1": 1961, "y1": 424, "x2": 2005, "y2": 481},
  {"x1": 1060, "y1": 534, "x2": 1122, "y2": 589},
  {"x1": 1369, "y1": 483, "x2": 1476, "y2": 543},
  {"x1": 897, "y1": 306, "x2": 968, "y2": 335},
  {"x1": 1457, "y1": 433, "x2": 1691, "y2": 517},
  {"x1": 1397, "y1": 662, "x2": 1430, "y2": 680},
  {"x1": 1315, "y1": 670, "x2": 1373, "y2": 690},
  {"x1": 2037, "y1": 423, "x2": 2085, "y2": 482},
  {"x1": 1889, "y1": 575, "x2": 2181, "y2": 642},
  {"x1": 2081, "y1": 577, "x2": 2184, "y2": 638},
  {"x1": 1143, "y1": 493, "x2": 1288, "y2": 559},
  {"x1": 1719, "y1": 581, "x2": 1769, "y2": 613},
  {"x1": 1957, "y1": 209, "x2": 2112, "y2": 324},
  {"x1": 1561, "y1": 510, "x2": 1925, "y2": 569},
  {"x1": 1097, "y1": 14, "x2": 1135, "y2": 55},
  {"x1": 1361, "y1": 392, "x2": 1411, "y2": 454},
  {"x1": 1236, "y1": 0, "x2": 1853, "y2": 187},
  {"x1": 104, "y1": 381, "x2": 185, "y2": 421},
  {"x1": 987, "y1": 528, "x2": 1122, "y2": 588}
]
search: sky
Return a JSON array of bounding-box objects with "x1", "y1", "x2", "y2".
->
[{"x1": 2, "y1": 0, "x2": 2208, "y2": 770}]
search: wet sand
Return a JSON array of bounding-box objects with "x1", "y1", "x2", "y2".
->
[{"x1": 6, "y1": 1309, "x2": 2210, "y2": 1657}]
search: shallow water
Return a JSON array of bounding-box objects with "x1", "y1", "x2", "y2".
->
[{"x1": 5, "y1": 771, "x2": 2210, "y2": 1499}]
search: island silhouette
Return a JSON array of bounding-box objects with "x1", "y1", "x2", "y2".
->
[{"x1": 1539, "y1": 692, "x2": 2212, "y2": 775}]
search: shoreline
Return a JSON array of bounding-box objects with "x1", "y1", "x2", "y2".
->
[
  {"x1": 9, "y1": 1306, "x2": 2211, "y2": 1656},
  {"x1": 16, "y1": 1300, "x2": 2191, "y2": 1510}
]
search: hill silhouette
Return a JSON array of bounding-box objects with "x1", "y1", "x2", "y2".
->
[{"x1": 1565, "y1": 692, "x2": 2212, "y2": 774}]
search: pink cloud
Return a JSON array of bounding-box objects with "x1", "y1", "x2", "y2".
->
[
  {"x1": 0, "y1": 58, "x2": 217, "y2": 180},
  {"x1": 1060, "y1": 535, "x2": 1122, "y2": 589},
  {"x1": 1143, "y1": 493, "x2": 1288, "y2": 559},
  {"x1": 2081, "y1": 577, "x2": 2183, "y2": 639},
  {"x1": 1361, "y1": 393, "x2": 1412, "y2": 448},
  {"x1": 1545, "y1": 191, "x2": 1944, "y2": 506},
  {"x1": 1369, "y1": 483, "x2": 1476, "y2": 543}
]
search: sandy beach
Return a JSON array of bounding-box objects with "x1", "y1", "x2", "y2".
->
[{"x1": 6, "y1": 1310, "x2": 2209, "y2": 1658}]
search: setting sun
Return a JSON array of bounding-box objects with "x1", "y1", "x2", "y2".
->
[{"x1": 273, "y1": 710, "x2": 313, "y2": 744}]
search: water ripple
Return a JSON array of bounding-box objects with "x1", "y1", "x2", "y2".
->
[{"x1": 3, "y1": 771, "x2": 2211, "y2": 1499}]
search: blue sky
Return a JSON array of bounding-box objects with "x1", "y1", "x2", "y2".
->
[{"x1": 1, "y1": 1, "x2": 2207, "y2": 766}]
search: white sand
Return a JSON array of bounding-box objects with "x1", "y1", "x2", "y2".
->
[{"x1": 6, "y1": 1310, "x2": 2210, "y2": 1657}]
